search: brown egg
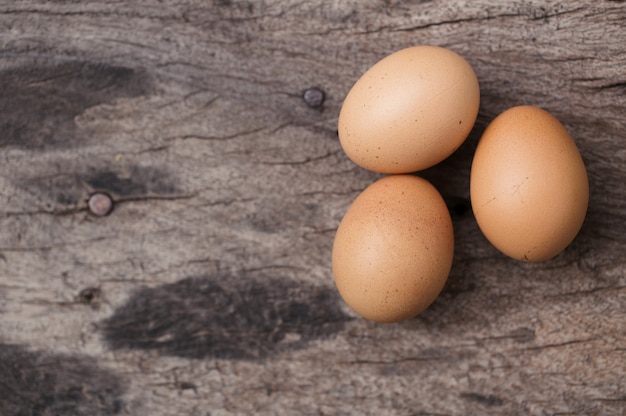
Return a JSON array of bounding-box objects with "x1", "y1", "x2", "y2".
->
[
  {"x1": 338, "y1": 45, "x2": 480, "y2": 174},
  {"x1": 332, "y1": 175, "x2": 454, "y2": 322},
  {"x1": 470, "y1": 106, "x2": 589, "y2": 262}
]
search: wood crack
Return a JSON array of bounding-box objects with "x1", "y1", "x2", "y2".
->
[
  {"x1": 0, "y1": 6, "x2": 182, "y2": 22},
  {"x1": 390, "y1": 13, "x2": 523, "y2": 33},
  {"x1": 0, "y1": 236, "x2": 110, "y2": 252},
  {"x1": 524, "y1": 337, "x2": 599, "y2": 351},
  {"x1": 163, "y1": 126, "x2": 267, "y2": 142},
  {"x1": 593, "y1": 81, "x2": 626, "y2": 92},
  {"x1": 258, "y1": 150, "x2": 340, "y2": 166}
]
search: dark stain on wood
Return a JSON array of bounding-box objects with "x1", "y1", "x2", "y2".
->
[
  {"x1": 0, "y1": 60, "x2": 151, "y2": 149},
  {"x1": 248, "y1": 201, "x2": 321, "y2": 234},
  {"x1": 85, "y1": 167, "x2": 179, "y2": 197},
  {"x1": 0, "y1": 343, "x2": 126, "y2": 416},
  {"x1": 77, "y1": 287, "x2": 102, "y2": 309},
  {"x1": 461, "y1": 392, "x2": 505, "y2": 407},
  {"x1": 18, "y1": 165, "x2": 180, "y2": 211},
  {"x1": 508, "y1": 327, "x2": 536, "y2": 343},
  {"x1": 101, "y1": 275, "x2": 352, "y2": 360}
]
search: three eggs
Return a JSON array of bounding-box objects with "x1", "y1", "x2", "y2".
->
[{"x1": 332, "y1": 46, "x2": 589, "y2": 323}]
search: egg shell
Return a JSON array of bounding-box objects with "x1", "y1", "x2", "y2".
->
[
  {"x1": 470, "y1": 105, "x2": 589, "y2": 262},
  {"x1": 332, "y1": 175, "x2": 454, "y2": 323},
  {"x1": 338, "y1": 45, "x2": 480, "y2": 174}
]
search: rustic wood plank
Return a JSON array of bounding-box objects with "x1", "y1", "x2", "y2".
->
[{"x1": 0, "y1": 1, "x2": 625, "y2": 415}]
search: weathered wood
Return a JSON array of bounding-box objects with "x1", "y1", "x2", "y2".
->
[{"x1": 0, "y1": 1, "x2": 624, "y2": 415}]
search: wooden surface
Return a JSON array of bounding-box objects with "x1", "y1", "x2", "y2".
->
[{"x1": 1, "y1": 1, "x2": 625, "y2": 415}]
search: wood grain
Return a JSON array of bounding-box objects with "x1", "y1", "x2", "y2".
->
[{"x1": 0, "y1": 1, "x2": 624, "y2": 415}]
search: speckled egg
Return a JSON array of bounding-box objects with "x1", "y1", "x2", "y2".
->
[
  {"x1": 470, "y1": 105, "x2": 589, "y2": 262},
  {"x1": 338, "y1": 45, "x2": 480, "y2": 174},
  {"x1": 332, "y1": 175, "x2": 454, "y2": 322}
]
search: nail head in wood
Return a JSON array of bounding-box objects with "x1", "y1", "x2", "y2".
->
[
  {"x1": 303, "y1": 87, "x2": 325, "y2": 108},
  {"x1": 88, "y1": 192, "x2": 113, "y2": 217}
]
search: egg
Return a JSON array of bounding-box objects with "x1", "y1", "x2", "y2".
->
[
  {"x1": 338, "y1": 45, "x2": 480, "y2": 174},
  {"x1": 332, "y1": 175, "x2": 454, "y2": 322},
  {"x1": 470, "y1": 105, "x2": 589, "y2": 262}
]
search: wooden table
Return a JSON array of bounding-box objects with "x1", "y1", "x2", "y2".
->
[{"x1": 1, "y1": 1, "x2": 624, "y2": 415}]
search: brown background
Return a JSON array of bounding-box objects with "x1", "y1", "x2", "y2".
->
[{"x1": 0, "y1": 1, "x2": 624, "y2": 415}]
